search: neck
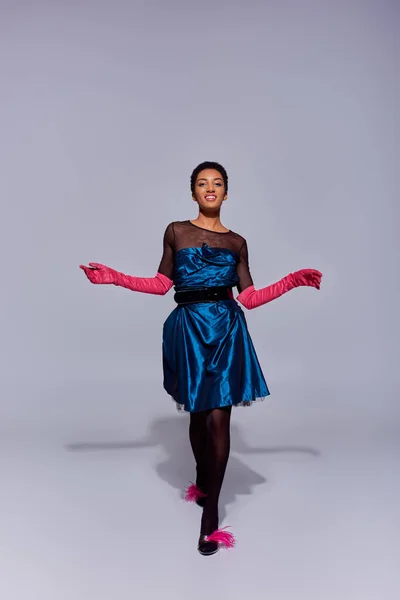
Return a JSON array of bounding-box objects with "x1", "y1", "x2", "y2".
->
[
  {"x1": 192, "y1": 211, "x2": 229, "y2": 233},
  {"x1": 196, "y1": 213, "x2": 222, "y2": 229}
]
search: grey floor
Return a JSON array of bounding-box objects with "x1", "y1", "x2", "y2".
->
[{"x1": 1, "y1": 379, "x2": 398, "y2": 600}]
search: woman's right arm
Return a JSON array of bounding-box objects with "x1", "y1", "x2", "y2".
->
[{"x1": 79, "y1": 223, "x2": 175, "y2": 296}]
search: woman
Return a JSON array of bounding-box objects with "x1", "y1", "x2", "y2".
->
[{"x1": 80, "y1": 161, "x2": 322, "y2": 556}]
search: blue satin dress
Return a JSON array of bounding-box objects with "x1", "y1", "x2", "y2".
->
[{"x1": 162, "y1": 243, "x2": 270, "y2": 413}]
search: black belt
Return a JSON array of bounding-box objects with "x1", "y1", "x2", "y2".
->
[{"x1": 174, "y1": 286, "x2": 232, "y2": 305}]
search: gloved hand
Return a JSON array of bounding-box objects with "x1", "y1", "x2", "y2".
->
[
  {"x1": 80, "y1": 263, "x2": 118, "y2": 285},
  {"x1": 237, "y1": 269, "x2": 322, "y2": 310},
  {"x1": 288, "y1": 269, "x2": 322, "y2": 289},
  {"x1": 79, "y1": 262, "x2": 173, "y2": 295}
]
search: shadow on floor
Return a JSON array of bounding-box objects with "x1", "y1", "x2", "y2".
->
[{"x1": 66, "y1": 415, "x2": 320, "y2": 523}]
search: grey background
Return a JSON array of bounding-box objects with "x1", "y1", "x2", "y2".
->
[{"x1": 0, "y1": 1, "x2": 399, "y2": 599}]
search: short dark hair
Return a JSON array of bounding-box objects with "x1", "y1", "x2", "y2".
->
[{"x1": 190, "y1": 161, "x2": 228, "y2": 194}]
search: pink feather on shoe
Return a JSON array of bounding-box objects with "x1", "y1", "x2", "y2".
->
[
  {"x1": 185, "y1": 483, "x2": 207, "y2": 503},
  {"x1": 206, "y1": 527, "x2": 236, "y2": 548}
]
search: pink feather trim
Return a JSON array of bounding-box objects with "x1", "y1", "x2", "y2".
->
[
  {"x1": 185, "y1": 483, "x2": 207, "y2": 503},
  {"x1": 205, "y1": 527, "x2": 236, "y2": 548}
]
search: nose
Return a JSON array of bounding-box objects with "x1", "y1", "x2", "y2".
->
[{"x1": 206, "y1": 184, "x2": 215, "y2": 192}]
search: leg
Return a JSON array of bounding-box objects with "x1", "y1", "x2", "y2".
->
[
  {"x1": 200, "y1": 406, "x2": 232, "y2": 536},
  {"x1": 189, "y1": 410, "x2": 209, "y2": 493}
]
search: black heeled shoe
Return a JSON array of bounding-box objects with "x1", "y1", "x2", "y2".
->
[
  {"x1": 197, "y1": 528, "x2": 236, "y2": 556},
  {"x1": 198, "y1": 534, "x2": 219, "y2": 556}
]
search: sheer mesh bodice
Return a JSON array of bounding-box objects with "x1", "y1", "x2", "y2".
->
[{"x1": 157, "y1": 220, "x2": 253, "y2": 293}]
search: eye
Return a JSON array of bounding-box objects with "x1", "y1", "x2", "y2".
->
[{"x1": 215, "y1": 182, "x2": 222, "y2": 186}]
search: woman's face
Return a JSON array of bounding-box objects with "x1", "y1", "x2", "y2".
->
[{"x1": 192, "y1": 169, "x2": 227, "y2": 210}]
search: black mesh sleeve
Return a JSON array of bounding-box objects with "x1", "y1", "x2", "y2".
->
[
  {"x1": 237, "y1": 239, "x2": 254, "y2": 293},
  {"x1": 157, "y1": 222, "x2": 175, "y2": 280}
]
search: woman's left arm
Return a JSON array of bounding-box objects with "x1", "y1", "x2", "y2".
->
[{"x1": 236, "y1": 239, "x2": 322, "y2": 310}]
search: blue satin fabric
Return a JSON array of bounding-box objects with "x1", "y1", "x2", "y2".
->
[{"x1": 162, "y1": 244, "x2": 270, "y2": 412}]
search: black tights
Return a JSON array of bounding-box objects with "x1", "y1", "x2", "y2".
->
[{"x1": 189, "y1": 406, "x2": 232, "y2": 535}]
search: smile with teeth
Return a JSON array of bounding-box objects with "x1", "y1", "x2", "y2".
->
[{"x1": 205, "y1": 195, "x2": 217, "y2": 201}]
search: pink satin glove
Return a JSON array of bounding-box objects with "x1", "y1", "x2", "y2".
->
[
  {"x1": 79, "y1": 262, "x2": 173, "y2": 295},
  {"x1": 237, "y1": 269, "x2": 322, "y2": 310}
]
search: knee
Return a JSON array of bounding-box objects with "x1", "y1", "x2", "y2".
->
[{"x1": 208, "y1": 413, "x2": 231, "y2": 438}]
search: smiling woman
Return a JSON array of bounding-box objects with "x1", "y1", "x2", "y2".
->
[
  {"x1": 190, "y1": 163, "x2": 228, "y2": 224},
  {"x1": 79, "y1": 160, "x2": 322, "y2": 556}
]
